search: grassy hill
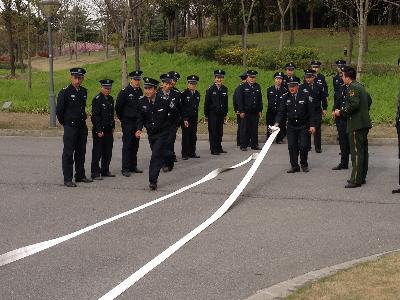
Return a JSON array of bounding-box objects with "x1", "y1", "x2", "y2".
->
[{"x1": 0, "y1": 27, "x2": 399, "y2": 124}]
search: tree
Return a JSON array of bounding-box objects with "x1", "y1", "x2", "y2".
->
[
  {"x1": 240, "y1": 0, "x2": 256, "y2": 69},
  {"x1": 276, "y1": 0, "x2": 292, "y2": 52},
  {"x1": 1, "y1": 0, "x2": 16, "y2": 76}
]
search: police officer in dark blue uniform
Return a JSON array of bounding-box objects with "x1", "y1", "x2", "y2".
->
[
  {"x1": 91, "y1": 79, "x2": 115, "y2": 180},
  {"x1": 233, "y1": 72, "x2": 248, "y2": 147},
  {"x1": 56, "y1": 67, "x2": 93, "y2": 187},
  {"x1": 301, "y1": 69, "x2": 327, "y2": 153},
  {"x1": 332, "y1": 60, "x2": 350, "y2": 170},
  {"x1": 266, "y1": 71, "x2": 288, "y2": 144},
  {"x1": 204, "y1": 70, "x2": 228, "y2": 155},
  {"x1": 180, "y1": 75, "x2": 201, "y2": 160},
  {"x1": 136, "y1": 77, "x2": 177, "y2": 191},
  {"x1": 311, "y1": 60, "x2": 329, "y2": 106},
  {"x1": 275, "y1": 78, "x2": 316, "y2": 173},
  {"x1": 115, "y1": 70, "x2": 143, "y2": 177},
  {"x1": 237, "y1": 70, "x2": 263, "y2": 151},
  {"x1": 283, "y1": 62, "x2": 301, "y2": 89},
  {"x1": 168, "y1": 71, "x2": 182, "y2": 162}
]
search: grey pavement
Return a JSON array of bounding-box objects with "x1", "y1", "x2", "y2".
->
[{"x1": 0, "y1": 136, "x2": 400, "y2": 300}]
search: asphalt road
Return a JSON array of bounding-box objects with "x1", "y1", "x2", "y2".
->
[{"x1": 1, "y1": 135, "x2": 400, "y2": 300}]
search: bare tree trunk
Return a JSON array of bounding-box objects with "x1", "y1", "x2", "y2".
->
[
  {"x1": 119, "y1": 38, "x2": 128, "y2": 87},
  {"x1": 347, "y1": 6, "x2": 354, "y2": 64},
  {"x1": 310, "y1": 6, "x2": 314, "y2": 29},
  {"x1": 4, "y1": 0, "x2": 16, "y2": 77},
  {"x1": 363, "y1": 20, "x2": 368, "y2": 53},
  {"x1": 27, "y1": 0, "x2": 32, "y2": 89},
  {"x1": 174, "y1": 10, "x2": 179, "y2": 53},
  {"x1": 295, "y1": 2, "x2": 299, "y2": 29},
  {"x1": 243, "y1": 24, "x2": 248, "y2": 69},
  {"x1": 217, "y1": 13, "x2": 222, "y2": 42},
  {"x1": 74, "y1": 5, "x2": 78, "y2": 61},
  {"x1": 105, "y1": 18, "x2": 109, "y2": 59},
  {"x1": 290, "y1": 1, "x2": 294, "y2": 45},
  {"x1": 387, "y1": 4, "x2": 393, "y2": 25},
  {"x1": 18, "y1": 40, "x2": 25, "y2": 73},
  {"x1": 356, "y1": 6, "x2": 365, "y2": 80},
  {"x1": 132, "y1": 2, "x2": 140, "y2": 70},
  {"x1": 187, "y1": 9, "x2": 191, "y2": 37},
  {"x1": 279, "y1": 17, "x2": 285, "y2": 51}
]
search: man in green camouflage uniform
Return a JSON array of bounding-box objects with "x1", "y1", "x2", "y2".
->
[{"x1": 334, "y1": 66, "x2": 372, "y2": 188}]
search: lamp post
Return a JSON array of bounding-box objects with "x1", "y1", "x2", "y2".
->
[{"x1": 39, "y1": 0, "x2": 61, "y2": 128}]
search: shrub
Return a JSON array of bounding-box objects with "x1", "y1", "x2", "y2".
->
[
  {"x1": 273, "y1": 46, "x2": 319, "y2": 70},
  {"x1": 143, "y1": 38, "x2": 189, "y2": 54},
  {"x1": 182, "y1": 39, "x2": 238, "y2": 60}
]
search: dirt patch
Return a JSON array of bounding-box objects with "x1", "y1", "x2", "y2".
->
[{"x1": 31, "y1": 50, "x2": 120, "y2": 72}]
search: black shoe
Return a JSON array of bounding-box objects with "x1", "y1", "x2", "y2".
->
[
  {"x1": 75, "y1": 177, "x2": 93, "y2": 183},
  {"x1": 240, "y1": 147, "x2": 248, "y2": 151},
  {"x1": 211, "y1": 152, "x2": 220, "y2": 155},
  {"x1": 162, "y1": 166, "x2": 171, "y2": 172},
  {"x1": 64, "y1": 181, "x2": 77, "y2": 187},
  {"x1": 276, "y1": 140, "x2": 283, "y2": 144},
  {"x1": 251, "y1": 146, "x2": 262, "y2": 150},
  {"x1": 190, "y1": 154, "x2": 200, "y2": 158},
  {"x1": 332, "y1": 164, "x2": 348, "y2": 170},
  {"x1": 307, "y1": 147, "x2": 312, "y2": 152},
  {"x1": 287, "y1": 167, "x2": 300, "y2": 173},
  {"x1": 130, "y1": 167, "x2": 143, "y2": 173},
  {"x1": 347, "y1": 179, "x2": 366, "y2": 185},
  {"x1": 149, "y1": 183, "x2": 157, "y2": 190},
  {"x1": 122, "y1": 171, "x2": 131, "y2": 177},
  {"x1": 182, "y1": 156, "x2": 189, "y2": 160},
  {"x1": 102, "y1": 172, "x2": 115, "y2": 177},
  {"x1": 219, "y1": 149, "x2": 227, "y2": 153},
  {"x1": 315, "y1": 148, "x2": 322, "y2": 153},
  {"x1": 91, "y1": 174, "x2": 103, "y2": 180},
  {"x1": 345, "y1": 182, "x2": 361, "y2": 188},
  {"x1": 301, "y1": 165, "x2": 309, "y2": 172}
]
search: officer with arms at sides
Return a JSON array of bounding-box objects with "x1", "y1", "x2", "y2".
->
[
  {"x1": 91, "y1": 79, "x2": 116, "y2": 180},
  {"x1": 332, "y1": 60, "x2": 350, "y2": 170},
  {"x1": 274, "y1": 78, "x2": 316, "y2": 173},
  {"x1": 204, "y1": 70, "x2": 229, "y2": 155},
  {"x1": 233, "y1": 72, "x2": 248, "y2": 147},
  {"x1": 180, "y1": 75, "x2": 201, "y2": 160},
  {"x1": 266, "y1": 71, "x2": 288, "y2": 144},
  {"x1": 56, "y1": 67, "x2": 93, "y2": 187},
  {"x1": 115, "y1": 70, "x2": 144, "y2": 177}
]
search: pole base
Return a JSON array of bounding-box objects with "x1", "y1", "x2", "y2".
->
[{"x1": 392, "y1": 188, "x2": 400, "y2": 194}]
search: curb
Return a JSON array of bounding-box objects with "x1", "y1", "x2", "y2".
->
[
  {"x1": 244, "y1": 249, "x2": 400, "y2": 300},
  {"x1": 0, "y1": 129, "x2": 397, "y2": 145}
]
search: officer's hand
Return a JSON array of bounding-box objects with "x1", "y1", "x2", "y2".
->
[
  {"x1": 97, "y1": 132, "x2": 104, "y2": 138},
  {"x1": 309, "y1": 127, "x2": 316, "y2": 134},
  {"x1": 135, "y1": 130, "x2": 142, "y2": 138},
  {"x1": 322, "y1": 110, "x2": 327, "y2": 117},
  {"x1": 184, "y1": 120, "x2": 189, "y2": 128},
  {"x1": 331, "y1": 111, "x2": 336, "y2": 120},
  {"x1": 240, "y1": 113, "x2": 245, "y2": 119},
  {"x1": 334, "y1": 109, "x2": 341, "y2": 117}
]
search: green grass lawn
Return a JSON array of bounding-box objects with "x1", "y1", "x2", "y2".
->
[
  {"x1": 0, "y1": 51, "x2": 398, "y2": 124},
  {"x1": 218, "y1": 26, "x2": 400, "y2": 65}
]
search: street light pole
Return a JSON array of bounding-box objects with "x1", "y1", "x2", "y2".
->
[
  {"x1": 47, "y1": 16, "x2": 56, "y2": 127},
  {"x1": 39, "y1": 0, "x2": 60, "y2": 128}
]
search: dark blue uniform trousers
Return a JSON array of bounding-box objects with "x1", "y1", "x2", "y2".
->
[{"x1": 91, "y1": 130, "x2": 114, "y2": 176}]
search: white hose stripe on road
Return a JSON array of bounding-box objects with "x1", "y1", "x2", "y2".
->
[
  {"x1": 98, "y1": 128, "x2": 280, "y2": 300},
  {"x1": 0, "y1": 153, "x2": 258, "y2": 267}
]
